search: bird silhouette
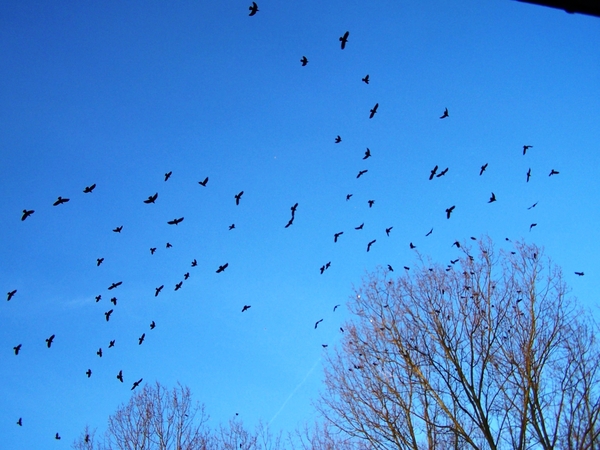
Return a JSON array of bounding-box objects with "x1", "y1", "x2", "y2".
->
[
  {"x1": 86, "y1": 369, "x2": 92, "y2": 378},
  {"x1": 367, "y1": 239, "x2": 376, "y2": 252},
  {"x1": 527, "y1": 202, "x2": 538, "y2": 210},
  {"x1": 357, "y1": 169, "x2": 368, "y2": 178},
  {"x1": 110, "y1": 297, "x2": 117, "y2": 305},
  {"x1": 452, "y1": 241, "x2": 461, "y2": 248},
  {"x1": 346, "y1": 194, "x2": 352, "y2": 201},
  {"x1": 138, "y1": 333, "x2": 145, "y2": 345},
  {"x1": 166, "y1": 242, "x2": 172, "y2": 248},
  {"x1": 105, "y1": 309, "x2": 113, "y2": 322},
  {"x1": 117, "y1": 370, "x2": 123, "y2": 383},
  {"x1": 436, "y1": 167, "x2": 449, "y2": 177},
  {"x1": 440, "y1": 108, "x2": 449, "y2": 119},
  {"x1": 387, "y1": 264, "x2": 394, "y2": 272},
  {"x1": 575, "y1": 271, "x2": 585, "y2": 276},
  {"x1": 480, "y1": 163, "x2": 488, "y2": 176},
  {"x1": 216, "y1": 263, "x2": 229, "y2": 273},
  {"x1": 150, "y1": 321, "x2": 156, "y2": 329},
  {"x1": 235, "y1": 191, "x2": 244, "y2": 205},
  {"x1": 191, "y1": 259, "x2": 197, "y2": 267},
  {"x1": 7, "y1": 289, "x2": 17, "y2": 301},
  {"x1": 526, "y1": 168, "x2": 532, "y2": 182},
  {"x1": 530, "y1": 223, "x2": 537, "y2": 231},
  {"x1": 300, "y1": 56, "x2": 308, "y2": 66},
  {"x1": 17, "y1": 417, "x2": 22, "y2": 426},
  {"x1": 83, "y1": 184, "x2": 96, "y2": 193},
  {"x1": 109, "y1": 340, "x2": 115, "y2": 348},
  {"x1": 229, "y1": 223, "x2": 235, "y2": 230},
  {"x1": 174, "y1": 281, "x2": 183, "y2": 291},
  {"x1": 46, "y1": 335, "x2": 55, "y2": 348},
  {"x1": 363, "y1": 148, "x2": 371, "y2": 159},
  {"x1": 425, "y1": 228, "x2": 433, "y2": 237},
  {"x1": 445, "y1": 205, "x2": 455, "y2": 219},
  {"x1": 334, "y1": 232, "x2": 344, "y2": 243},
  {"x1": 242, "y1": 305, "x2": 251, "y2": 312},
  {"x1": 339, "y1": 31, "x2": 349, "y2": 49},
  {"x1": 131, "y1": 378, "x2": 143, "y2": 390},
  {"x1": 97, "y1": 348, "x2": 102, "y2": 357},
  {"x1": 385, "y1": 227, "x2": 393, "y2": 236},
  {"x1": 410, "y1": 242, "x2": 416, "y2": 249},
  {"x1": 53, "y1": 196, "x2": 69, "y2": 206},
  {"x1": 95, "y1": 295, "x2": 101, "y2": 302},
  {"x1": 368, "y1": 200, "x2": 375, "y2": 208},
  {"x1": 362, "y1": 74, "x2": 369, "y2": 84},
  {"x1": 184, "y1": 272, "x2": 190, "y2": 280},
  {"x1": 429, "y1": 165, "x2": 438, "y2": 180},
  {"x1": 523, "y1": 145, "x2": 533, "y2": 155},
  {"x1": 335, "y1": 135, "x2": 342, "y2": 143},
  {"x1": 21, "y1": 209, "x2": 34, "y2": 221},
  {"x1": 150, "y1": 247, "x2": 156, "y2": 255},
  {"x1": 325, "y1": 261, "x2": 331, "y2": 269},
  {"x1": 96, "y1": 258, "x2": 104, "y2": 266},
  {"x1": 549, "y1": 169, "x2": 559, "y2": 176},
  {"x1": 164, "y1": 171, "x2": 172, "y2": 181},
  {"x1": 320, "y1": 265, "x2": 325, "y2": 274},
  {"x1": 144, "y1": 193, "x2": 158, "y2": 204},
  {"x1": 285, "y1": 217, "x2": 294, "y2": 228},
  {"x1": 198, "y1": 177, "x2": 209, "y2": 186},
  {"x1": 113, "y1": 226, "x2": 123, "y2": 233},
  {"x1": 369, "y1": 103, "x2": 379, "y2": 119},
  {"x1": 314, "y1": 319, "x2": 323, "y2": 329},
  {"x1": 108, "y1": 281, "x2": 122, "y2": 290},
  {"x1": 322, "y1": 344, "x2": 328, "y2": 348},
  {"x1": 14, "y1": 344, "x2": 21, "y2": 355},
  {"x1": 355, "y1": 223, "x2": 364, "y2": 230},
  {"x1": 167, "y1": 217, "x2": 184, "y2": 225},
  {"x1": 55, "y1": 433, "x2": 61, "y2": 440},
  {"x1": 249, "y1": 1, "x2": 258, "y2": 15},
  {"x1": 488, "y1": 192, "x2": 496, "y2": 203}
]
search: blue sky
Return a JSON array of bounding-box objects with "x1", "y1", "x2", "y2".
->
[{"x1": 1, "y1": 1, "x2": 599, "y2": 447}]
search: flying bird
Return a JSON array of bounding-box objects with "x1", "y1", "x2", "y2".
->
[
  {"x1": 339, "y1": 31, "x2": 349, "y2": 49},
  {"x1": 526, "y1": 168, "x2": 531, "y2": 182},
  {"x1": 110, "y1": 297, "x2": 117, "y2": 305},
  {"x1": 346, "y1": 194, "x2": 352, "y2": 201},
  {"x1": 108, "y1": 281, "x2": 122, "y2": 290},
  {"x1": 95, "y1": 295, "x2": 101, "y2": 302},
  {"x1": 333, "y1": 304, "x2": 340, "y2": 312},
  {"x1": 150, "y1": 321, "x2": 156, "y2": 329},
  {"x1": 55, "y1": 433, "x2": 61, "y2": 440},
  {"x1": 410, "y1": 242, "x2": 416, "y2": 249},
  {"x1": 368, "y1": 200, "x2": 375, "y2": 208},
  {"x1": 300, "y1": 56, "x2": 308, "y2": 66},
  {"x1": 357, "y1": 169, "x2": 368, "y2": 178},
  {"x1": 530, "y1": 223, "x2": 537, "y2": 231},
  {"x1": 109, "y1": 340, "x2": 115, "y2": 348},
  {"x1": 86, "y1": 369, "x2": 92, "y2": 378},
  {"x1": 575, "y1": 271, "x2": 585, "y2": 276},
  {"x1": 425, "y1": 228, "x2": 433, "y2": 237},
  {"x1": 335, "y1": 135, "x2": 342, "y2": 143},
  {"x1": 14, "y1": 344, "x2": 21, "y2": 355},
  {"x1": 334, "y1": 231, "x2": 344, "y2": 243},
  {"x1": 235, "y1": 191, "x2": 244, "y2": 205},
  {"x1": 138, "y1": 333, "x2": 145, "y2": 345},
  {"x1": 249, "y1": 1, "x2": 258, "y2": 15},
  {"x1": 7, "y1": 289, "x2": 17, "y2": 301},
  {"x1": 387, "y1": 264, "x2": 394, "y2": 272},
  {"x1": 527, "y1": 202, "x2": 538, "y2": 210},
  {"x1": 53, "y1": 196, "x2": 69, "y2": 206},
  {"x1": 83, "y1": 184, "x2": 96, "y2": 193},
  {"x1": 355, "y1": 223, "x2": 364, "y2": 230},
  {"x1": 436, "y1": 167, "x2": 449, "y2": 177},
  {"x1": 242, "y1": 305, "x2": 251, "y2": 312},
  {"x1": 131, "y1": 378, "x2": 143, "y2": 390},
  {"x1": 113, "y1": 226, "x2": 123, "y2": 233},
  {"x1": 488, "y1": 192, "x2": 496, "y2": 203},
  {"x1": 184, "y1": 272, "x2": 190, "y2": 280},
  {"x1": 367, "y1": 239, "x2": 376, "y2": 252},
  {"x1": 229, "y1": 223, "x2": 235, "y2": 230},
  {"x1": 216, "y1": 263, "x2": 229, "y2": 273},
  {"x1": 117, "y1": 370, "x2": 123, "y2": 383},
  {"x1": 480, "y1": 163, "x2": 488, "y2": 176},
  {"x1": 523, "y1": 145, "x2": 533, "y2": 155},
  {"x1": 191, "y1": 259, "x2": 197, "y2": 267},
  {"x1": 96, "y1": 258, "x2": 104, "y2": 266},
  {"x1": 150, "y1": 247, "x2": 156, "y2": 255},
  {"x1": 445, "y1": 205, "x2": 455, "y2": 219},
  {"x1": 46, "y1": 335, "x2": 55, "y2": 348},
  {"x1": 167, "y1": 217, "x2": 184, "y2": 225},
  {"x1": 314, "y1": 319, "x2": 323, "y2": 329},
  {"x1": 174, "y1": 281, "x2": 183, "y2": 291},
  {"x1": 21, "y1": 209, "x2": 34, "y2": 221},
  {"x1": 166, "y1": 242, "x2": 172, "y2": 248},
  {"x1": 440, "y1": 108, "x2": 449, "y2": 119},
  {"x1": 363, "y1": 148, "x2": 371, "y2": 159},
  {"x1": 17, "y1": 418, "x2": 22, "y2": 426},
  {"x1": 429, "y1": 165, "x2": 438, "y2": 180},
  {"x1": 164, "y1": 171, "x2": 172, "y2": 181},
  {"x1": 369, "y1": 103, "x2": 379, "y2": 119},
  {"x1": 97, "y1": 348, "x2": 103, "y2": 357},
  {"x1": 105, "y1": 309, "x2": 113, "y2": 322},
  {"x1": 362, "y1": 74, "x2": 370, "y2": 84},
  {"x1": 198, "y1": 177, "x2": 209, "y2": 187},
  {"x1": 144, "y1": 193, "x2": 158, "y2": 204},
  {"x1": 385, "y1": 227, "x2": 393, "y2": 236},
  {"x1": 549, "y1": 169, "x2": 560, "y2": 176}
]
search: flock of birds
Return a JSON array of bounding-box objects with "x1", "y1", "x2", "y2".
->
[{"x1": 5, "y1": 2, "x2": 581, "y2": 444}]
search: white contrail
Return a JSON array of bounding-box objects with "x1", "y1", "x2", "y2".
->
[{"x1": 268, "y1": 357, "x2": 322, "y2": 426}]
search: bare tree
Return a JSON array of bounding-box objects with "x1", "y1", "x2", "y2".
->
[
  {"x1": 73, "y1": 382, "x2": 210, "y2": 450},
  {"x1": 318, "y1": 238, "x2": 600, "y2": 449}
]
